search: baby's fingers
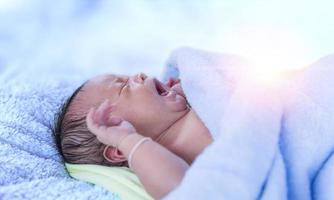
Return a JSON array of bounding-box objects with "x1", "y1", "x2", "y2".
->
[
  {"x1": 107, "y1": 116, "x2": 122, "y2": 126},
  {"x1": 86, "y1": 107, "x2": 98, "y2": 131},
  {"x1": 86, "y1": 107, "x2": 109, "y2": 136},
  {"x1": 166, "y1": 78, "x2": 180, "y2": 88},
  {"x1": 95, "y1": 99, "x2": 115, "y2": 125}
]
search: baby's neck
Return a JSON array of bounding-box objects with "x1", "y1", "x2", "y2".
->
[{"x1": 157, "y1": 109, "x2": 213, "y2": 164}]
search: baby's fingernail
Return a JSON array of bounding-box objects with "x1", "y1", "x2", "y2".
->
[
  {"x1": 110, "y1": 117, "x2": 122, "y2": 125},
  {"x1": 88, "y1": 107, "x2": 94, "y2": 116},
  {"x1": 107, "y1": 104, "x2": 116, "y2": 112}
]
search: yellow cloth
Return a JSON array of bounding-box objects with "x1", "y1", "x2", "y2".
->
[{"x1": 65, "y1": 163, "x2": 153, "y2": 200}]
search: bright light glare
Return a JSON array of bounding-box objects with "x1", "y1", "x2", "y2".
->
[
  {"x1": 247, "y1": 67, "x2": 282, "y2": 85},
  {"x1": 222, "y1": 25, "x2": 312, "y2": 84},
  {"x1": 0, "y1": 0, "x2": 25, "y2": 12}
]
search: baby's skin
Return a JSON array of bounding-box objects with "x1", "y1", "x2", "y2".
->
[
  {"x1": 84, "y1": 72, "x2": 286, "y2": 199},
  {"x1": 86, "y1": 99, "x2": 189, "y2": 199}
]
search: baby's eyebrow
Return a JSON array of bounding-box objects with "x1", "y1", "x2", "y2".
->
[{"x1": 102, "y1": 75, "x2": 128, "y2": 96}]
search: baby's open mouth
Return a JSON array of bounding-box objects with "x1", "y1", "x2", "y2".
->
[
  {"x1": 153, "y1": 77, "x2": 190, "y2": 109},
  {"x1": 153, "y1": 78, "x2": 169, "y2": 96}
]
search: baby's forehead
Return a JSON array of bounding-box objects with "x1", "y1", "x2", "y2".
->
[
  {"x1": 88, "y1": 74, "x2": 118, "y2": 84},
  {"x1": 89, "y1": 73, "x2": 129, "y2": 83},
  {"x1": 71, "y1": 74, "x2": 122, "y2": 113}
]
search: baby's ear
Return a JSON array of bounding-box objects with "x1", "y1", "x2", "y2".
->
[{"x1": 103, "y1": 146, "x2": 127, "y2": 164}]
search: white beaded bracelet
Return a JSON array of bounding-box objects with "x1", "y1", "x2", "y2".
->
[{"x1": 128, "y1": 137, "x2": 152, "y2": 169}]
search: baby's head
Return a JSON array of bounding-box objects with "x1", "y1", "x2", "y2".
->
[{"x1": 54, "y1": 73, "x2": 189, "y2": 167}]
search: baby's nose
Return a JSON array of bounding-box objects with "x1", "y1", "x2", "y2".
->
[{"x1": 133, "y1": 73, "x2": 147, "y2": 84}]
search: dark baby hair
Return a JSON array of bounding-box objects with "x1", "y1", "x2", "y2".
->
[{"x1": 53, "y1": 83, "x2": 127, "y2": 167}]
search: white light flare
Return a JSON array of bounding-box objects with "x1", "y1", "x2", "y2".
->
[{"x1": 222, "y1": 25, "x2": 312, "y2": 84}]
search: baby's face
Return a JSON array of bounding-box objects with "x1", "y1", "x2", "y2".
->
[{"x1": 75, "y1": 73, "x2": 189, "y2": 140}]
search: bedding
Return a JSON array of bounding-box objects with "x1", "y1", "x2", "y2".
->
[
  {"x1": 0, "y1": 69, "x2": 120, "y2": 199},
  {"x1": 65, "y1": 164, "x2": 152, "y2": 200},
  {"x1": 162, "y1": 47, "x2": 334, "y2": 200}
]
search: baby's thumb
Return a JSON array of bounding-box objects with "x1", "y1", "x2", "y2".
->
[{"x1": 108, "y1": 116, "x2": 122, "y2": 126}]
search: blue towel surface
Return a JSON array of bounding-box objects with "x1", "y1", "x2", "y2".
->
[
  {"x1": 162, "y1": 48, "x2": 334, "y2": 200},
  {"x1": 0, "y1": 68, "x2": 120, "y2": 199}
]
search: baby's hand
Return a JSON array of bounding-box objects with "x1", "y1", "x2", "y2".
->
[
  {"x1": 86, "y1": 99, "x2": 137, "y2": 148},
  {"x1": 166, "y1": 78, "x2": 186, "y2": 98}
]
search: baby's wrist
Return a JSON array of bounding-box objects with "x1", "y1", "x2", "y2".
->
[{"x1": 118, "y1": 133, "x2": 145, "y2": 157}]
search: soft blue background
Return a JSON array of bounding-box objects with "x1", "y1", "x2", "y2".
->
[{"x1": 0, "y1": 0, "x2": 333, "y2": 77}]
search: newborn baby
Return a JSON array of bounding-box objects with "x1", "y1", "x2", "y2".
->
[{"x1": 54, "y1": 73, "x2": 213, "y2": 199}]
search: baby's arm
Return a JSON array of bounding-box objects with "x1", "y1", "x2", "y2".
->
[
  {"x1": 86, "y1": 100, "x2": 189, "y2": 199},
  {"x1": 118, "y1": 133, "x2": 189, "y2": 199}
]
